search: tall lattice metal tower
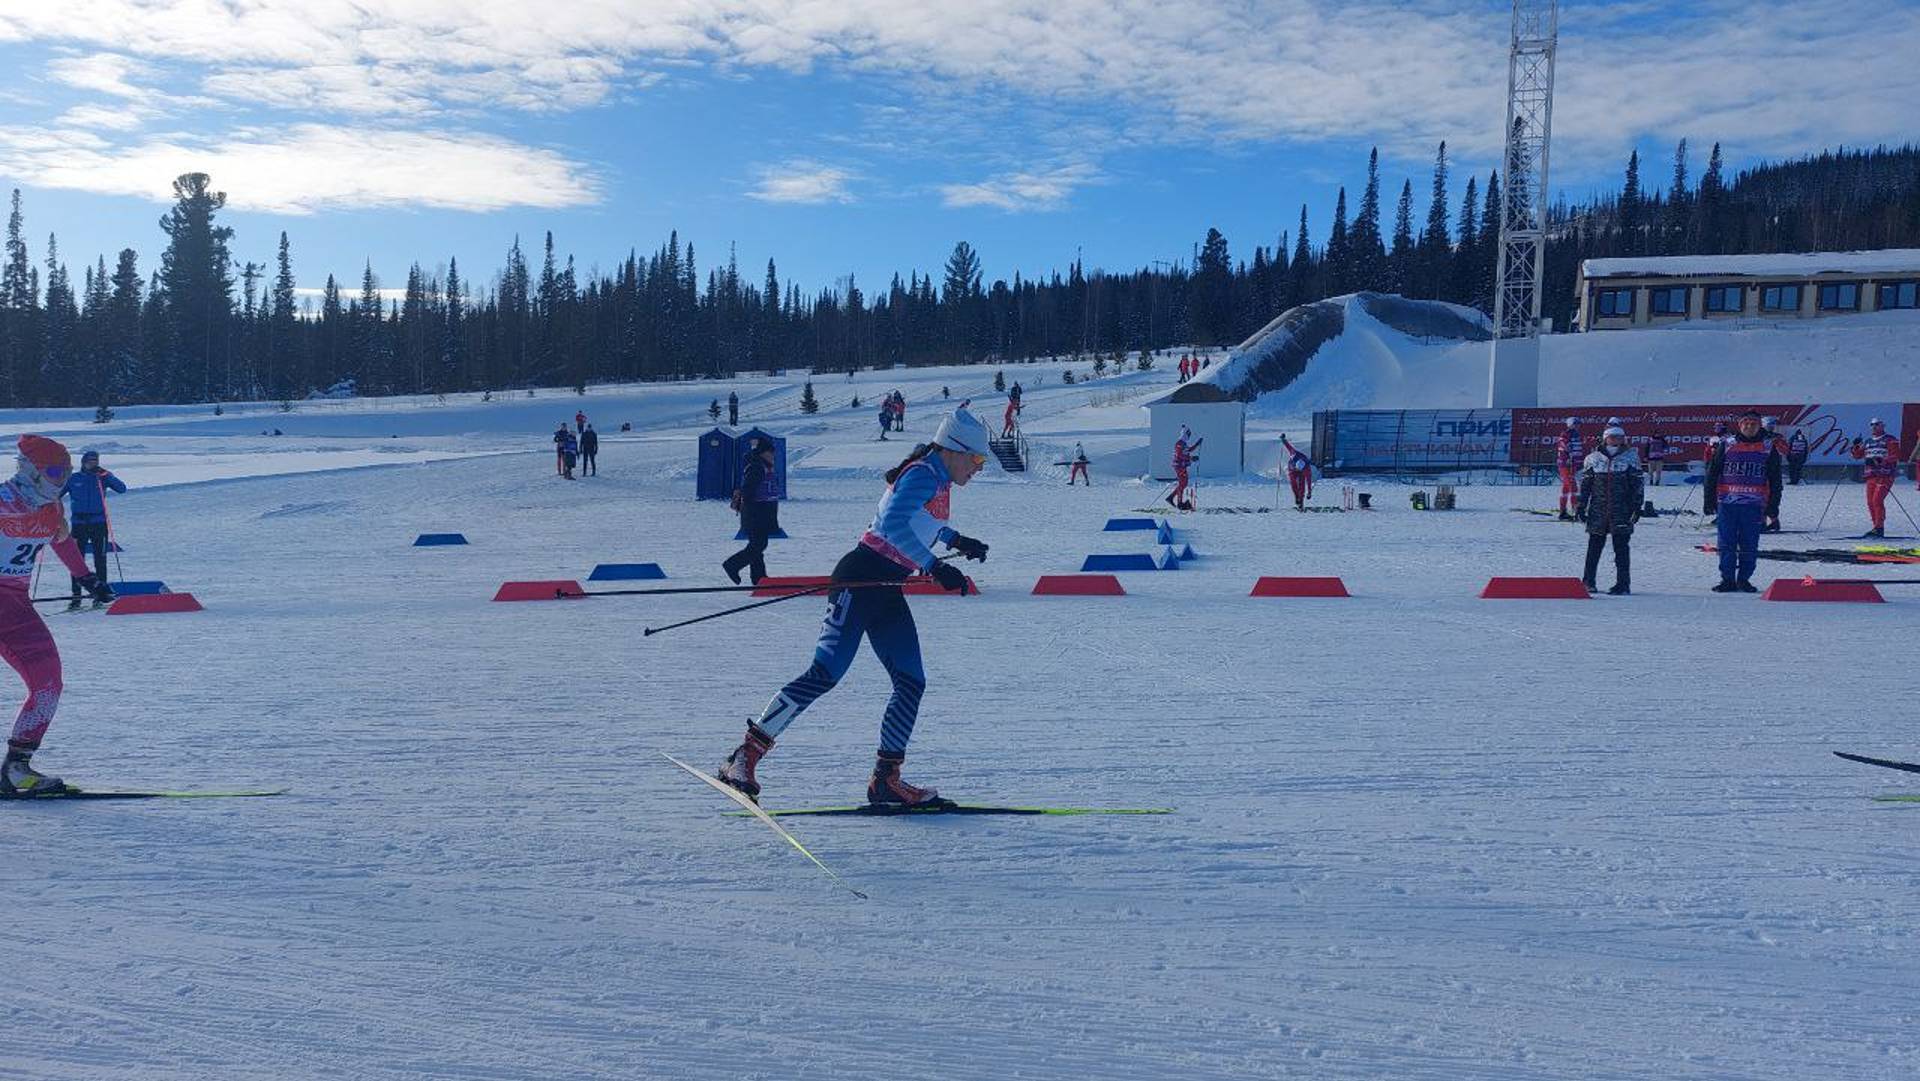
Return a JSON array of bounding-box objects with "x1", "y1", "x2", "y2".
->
[{"x1": 1487, "y1": 0, "x2": 1559, "y2": 408}]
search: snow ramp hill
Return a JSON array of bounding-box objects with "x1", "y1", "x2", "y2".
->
[{"x1": 1191, "y1": 292, "x2": 1492, "y2": 416}]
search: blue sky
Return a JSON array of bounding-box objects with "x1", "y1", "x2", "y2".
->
[{"x1": 1, "y1": 1, "x2": 1916, "y2": 306}]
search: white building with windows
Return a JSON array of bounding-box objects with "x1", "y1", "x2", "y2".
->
[{"x1": 1573, "y1": 249, "x2": 1920, "y2": 331}]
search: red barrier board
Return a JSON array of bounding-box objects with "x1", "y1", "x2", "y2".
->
[
  {"x1": 1250, "y1": 576, "x2": 1350, "y2": 597},
  {"x1": 1479, "y1": 576, "x2": 1590, "y2": 599},
  {"x1": 493, "y1": 580, "x2": 586, "y2": 601},
  {"x1": 1032, "y1": 574, "x2": 1126, "y2": 596}
]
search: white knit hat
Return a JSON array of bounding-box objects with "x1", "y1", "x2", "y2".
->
[{"x1": 933, "y1": 407, "x2": 991, "y2": 457}]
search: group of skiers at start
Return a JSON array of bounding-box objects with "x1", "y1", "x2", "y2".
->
[{"x1": 551, "y1": 412, "x2": 599, "y2": 479}]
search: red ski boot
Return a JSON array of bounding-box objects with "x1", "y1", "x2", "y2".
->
[
  {"x1": 866, "y1": 750, "x2": 945, "y2": 808},
  {"x1": 718, "y1": 724, "x2": 774, "y2": 802}
]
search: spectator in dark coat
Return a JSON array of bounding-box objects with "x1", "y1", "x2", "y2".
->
[
  {"x1": 579, "y1": 424, "x2": 599, "y2": 476},
  {"x1": 728, "y1": 392, "x2": 739, "y2": 427},
  {"x1": 1577, "y1": 426, "x2": 1644, "y2": 595},
  {"x1": 723, "y1": 439, "x2": 781, "y2": 584}
]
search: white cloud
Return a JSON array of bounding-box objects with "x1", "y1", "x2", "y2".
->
[
  {"x1": 2, "y1": 2, "x2": 1915, "y2": 197},
  {"x1": 746, "y1": 161, "x2": 856, "y2": 204},
  {"x1": 0, "y1": 124, "x2": 599, "y2": 214},
  {"x1": 939, "y1": 164, "x2": 1099, "y2": 212},
  {"x1": 47, "y1": 52, "x2": 156, "y2": 100},
  {"x1": 55, "y1": 104, "x2": 149, "y2": 131}
]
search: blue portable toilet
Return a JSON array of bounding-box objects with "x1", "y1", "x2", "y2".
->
[
  {"x1": 697, "y1": 428, "x2": 739, "y2": 500},
  {"x1": 734, "y1": 428, "x2": 788, "y2": 501}
]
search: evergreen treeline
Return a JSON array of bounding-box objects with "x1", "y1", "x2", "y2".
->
[{"x1": 1, "y1": 143, "x2": 1916, "y2": 408}]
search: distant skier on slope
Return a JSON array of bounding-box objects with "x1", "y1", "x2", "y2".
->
[
  {"x1": 558, "y1": 428, "x2": 578, "y2": 480},
  {"x1": 1, "y1": 436, "x2": 99, "y2": 796},
  {"x1": 1554, "y1": 417, "x2": 1582, "y2": 520},
  {"x1": 1169, "y1": 426, "x2": 1203, "y2": 510},
  {"x1": 1850, "y1": 417, "x2": 1900, "y2": 538},
  {"x1": 1001, "y1": 396, "x2": 1021, "y2": 439},
  {"x1": 1068, "y1": 442, "x2": 1090, "y2": 486},
  {"x1": 716, "y1": 408, "x2": 994, "y2": 808},
  {"x1": 552, "y1": 423, "x2": 570, "y2": 475},
  {"x1": 1281, "y1": 433, "x2": 1312, "y2": 510}
]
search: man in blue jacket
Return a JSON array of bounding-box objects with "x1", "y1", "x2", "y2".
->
[{"x1": 62, "y1": 449, "x2": 126, "y2": 607}]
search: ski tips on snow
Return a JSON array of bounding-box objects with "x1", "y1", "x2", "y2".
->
[
  {"x1": 737, "y1": 804, "x2": 1175, "y2": 818},
  {"x1": 0, "y1": 787, "x2": 288, "y2": 801},
  {"x1": 661, "y1": 752, "x2": 868, "y2": 900}
]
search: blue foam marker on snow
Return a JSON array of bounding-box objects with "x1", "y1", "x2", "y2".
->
[
  {"x1": 734, "y1": 527, "x2": 790, "y2": 541},
  {"x1": 1081, "y1": 553, "x2": 1160, "y2": 572},
  {"x1": 1153, "y1": 546, "x2": 1182, "y2": 570},
  {"x1": 1103, "y1": 517, "x2": 1158, "y2": 532},
  {"x1": 111, "y1": 580, "x2": 168, "y2": 595},
  {"x1": 1156, "y1": 521, "x2": 1178, "y2": 544},
  {"x1": 1175, "y1": 543, "x2": 1197, "y2": 561},
  {"x1": 588, "y1": 563, "x2": 667, "y2": 582},
  {"x1": 413, "y1": 533, "x2": 469, "y2": 546}
]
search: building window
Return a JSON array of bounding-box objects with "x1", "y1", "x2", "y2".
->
[
  {"x1": 1703, "y1": 285, "x2": 1743, "y2": 313},
  {"x1": 1648, "y1": 287, "x2": 1688, "y2": 316},
  {"x1": 1594, "y1": 288, "x2": 1635, "y2": 318},
  {"x1": 1877, "y1": 281, "x2": 1918, "y2": 310},
  {"x1": 1760, "y1": 284, "x2": 1802, "y2": 313},
  {"x1": 1818, "y1": 282, "x2": 1860, "y2": 311}
]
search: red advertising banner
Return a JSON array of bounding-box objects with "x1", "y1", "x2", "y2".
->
[{"x1": 1510, "y1": 404, "x2": 1910, "y2": 467}]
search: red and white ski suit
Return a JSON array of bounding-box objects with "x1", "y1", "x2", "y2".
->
[
  {"x1": 0, "y1": 481, "x2": 88, "y2": 752},
  {"x1": 1282, "y1": 435, "x2": 1312, "y2": 507},
  {"x1": 1555, "y1": 427, "x2": 1582, "y2": 512},
  {"x1": 1171, "y1": 435, "x2": 1202, "y2": 507},
  {"x1": 1853, "y1": 431, "x2": 1901, "y2": 532}
]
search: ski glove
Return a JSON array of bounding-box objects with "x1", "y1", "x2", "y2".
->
[
  {"x1": 949, "y1": 534, "x2": 989, "y2": 562},
  {"x1": 931, "y1": 561, "x2": 970, "y2": 595}
]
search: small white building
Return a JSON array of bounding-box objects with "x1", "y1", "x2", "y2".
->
[
  {"x1": 1575, "y1": 249, "x2": 1920, "y2": 331},
  {"x1": 1144, "y1": 383, "x2": 1245, "y2": 480}
]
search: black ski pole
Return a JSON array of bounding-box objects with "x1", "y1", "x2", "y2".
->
[
  {"x1": 1812, "y1": 479, "x2": 1842, "y2": 534},
  {"x1": 561, "y1": 579, "x2": 924, "y2": 600},
  {"x1": 642, "y1": 561, "x2": 968, "y2": 637},
  {"x1": 29, "y1": 594, "x2": 84, "y2": 605},
  {"x1": 643, "y1": 583, "x2": 837, "y2": 637},
  {"x1": 1888, "y1": 489, "x2": 1920, "y2": 536}
]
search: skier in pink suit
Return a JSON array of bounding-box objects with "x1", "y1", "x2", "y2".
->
[{"x1": 0, "y1": 435, "x2": 97, "y2": 797}]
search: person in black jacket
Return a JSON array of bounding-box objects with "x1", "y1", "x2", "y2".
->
[
  {"x1": 727, "y1": 392, "x2": 739, "y2": 427},
  {"x1": 579, "y1": 424, "x2": 599, "y2": 476},
  {"x1": 1576, "y1": 426, "x2": 1644, "y2": 594},
  {"x1": 722, "y1": 439, "x2": 780, "y2": 584}
]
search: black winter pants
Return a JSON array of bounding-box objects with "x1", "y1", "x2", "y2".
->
[
  {"x1": 70, "y1": 521, "x2": 110, "y2": 591},
  {"x1": 1582, "y1": 530, "x2": 1631, "y2": 589}
]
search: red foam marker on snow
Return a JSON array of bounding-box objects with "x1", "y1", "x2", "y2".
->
[
  {"x1": 1250, "y1": 576, "x2": 1350, "y2": 598},
  {"x1": 1761, "y1": 578, "x2": 1884, "y2": 603},
  {"x1": 493, "y1": 580, "x2": 586, "y2": 602},
  {"x1": 105, "y1": 592, "x2": 202, "y2": 615},
  {"x1": 1479, "y1": 576, "x2": 1590, "y2": 600},
  {"x1": 1031, "y1": 574, "x2": 1126, "y2": 596}
]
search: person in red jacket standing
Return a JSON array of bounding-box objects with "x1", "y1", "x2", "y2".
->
[
  {"x1": 1554, "y1": 417, "x2": 1583, "y2": 520},
  {"x1": 1851, "y1": 417, "x2": 1900, "y2": 537}
]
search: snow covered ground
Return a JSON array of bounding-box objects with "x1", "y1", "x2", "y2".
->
[{"x1": 6, "y1": 360, "x2": 1920, "y2": 1080}]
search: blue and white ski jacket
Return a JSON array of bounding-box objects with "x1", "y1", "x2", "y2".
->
[{"x1": 859, "y1": 454, "x2": 957, "y2": 573}]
